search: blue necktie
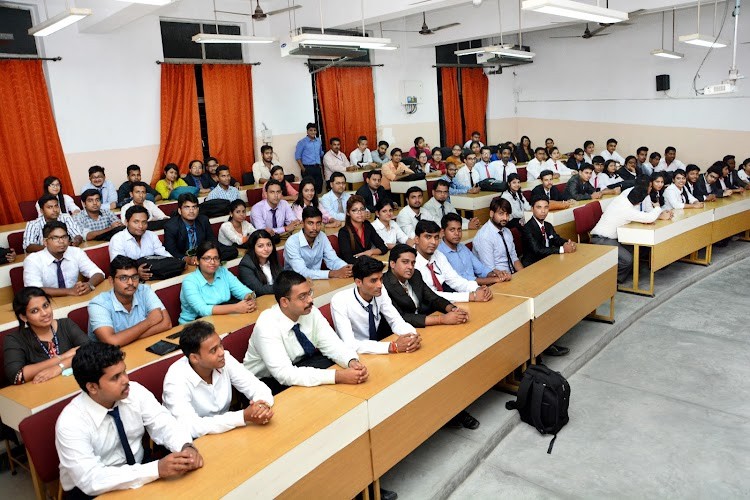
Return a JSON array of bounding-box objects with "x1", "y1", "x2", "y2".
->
[
  {"x1": 270, "y1": 208, "x2": 278, "y2": 229},
  {"x1": 108, "y1": 406, "x2": 136, "y2": 465},
  {"x1": 187, "y1": 225, "x2": 196, "y2": 250},
  {"x1": 54, "y1": 259, "x2": 66, "y2": 288},
  {"x1": 367, "y1": 303, "x2": 377, "y2": 341},
  {"x1": 292, "y1": 324, "x2": 316, "y2": 357}
]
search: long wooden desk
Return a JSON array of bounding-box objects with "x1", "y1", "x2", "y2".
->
[
  {"x1": 492, "y1": 244, "x2": 618, "y2": 358},
  {"x1": 707, "y1": 193, "x2": 750, "y2": 262}
]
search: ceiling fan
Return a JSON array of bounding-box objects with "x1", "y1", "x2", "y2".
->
[
  {"x1": 216, "y1": 0, "x2": 301, "y2": 21},
  {"x1": 383, "y1": 12, "x2": 460, "y2": 35},
  {"x1": 550, "y1": 22, "x2": 609, "y2": 39}
]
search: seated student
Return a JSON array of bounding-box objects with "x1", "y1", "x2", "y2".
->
[
  {"x1": 582, "y1": 140, "x2": 596, "y2": 164},
  {"x1": 354, "y1": 170, "x2": 388, "y2": 213},
  {"x1": 636, "y1": 147, "x2": 651, "y2": 176},
  {"x1": 455, "y1": 151, "x2": 482, "y2": 188},
  {"x1": 566, "y1": 148, "x2": 585, "y2": 171},
  {"x1": 75, "y1": 189, "x2": 124, "y2": 241},
  {"x1": 292, "y1": 177, "x2": 340, "y2": 228},
  {"x1": 81, "y1": 165, "x2": 119, "y2": 210},
  {"x1": 243, "y1": 270, "x2": 367, "y2": 393},
  {"x1": 531, "y1": 170, "x2": 573, "y2": 210},
  {"x1": 165, "y1": 193, "x2": 221, "y2": 265},
  {"x1": 162, "y1": 321, "x2": 273, "y2": 439},
  {"x1": 724, "y1": 156, "x2": 749, "y2": 190},
  {"x1": 590, "y1": 182, "x2": 672, "y2": 283},
  {"x1": 616, "y1": 155, "x2": 640, "y2": 190},
  {"x1": 205, "y1": 157, "x2": 240, "y2": 188},
  {"x1": 475, "y1": 147, "x2": 495, "y2": 182},
  {"x1": 408, "y1": 136, "x2": 431, "y2": 158},
  {"x1": 381, "y1": 148, "x2": 414, "y2": 195},
  {"x1": 36, "y1": 176, "x2": 80, "y2": 216},
  {"x1": 6, "y1": 287, "x2": 88, "y2": 385},
  {"x1": 600, "y1": 138, "x2": 625, "y2": 164},
  {"x1": 717, "y1": 161, "x2": 745, "y2": 194},
  {"x1": 422, "y1": 180, "x2": 480, "y2": 230},
  {"x1": 446, "y1": 144, "x2": 464, "y2": 166},
  {"x1": 179, "y1": 241, "x2": 256, "y2": 324},
  {"x1": 473, "y1": 197, "x2": 524, "y2": 275},
  {"x1": 694, "y1": 164, "x2": 732, "y2": 201},
  {"x1": 338, "y1": 196, "x2": 388, "y2": 264},
  {"x1": 547, "y1": 147, "x2": 573, "y2": 177},
  {"x1": 463, "y1": 131, "x2": 484, "y2": 149},
  {"x1": 738, "y1": 157, "x2": 750, "y2": 183},
  {"x1": 649, "y1": 172, "x2": 667, "y2": 208},
  {"x1": 250, "y1": 179, "x2": 301, "y2": 239},
  {"x1": 596, "y1": 159, "x2": 624, "y2": 191},
  {"x1": 320, "y1": 172, "x2": 351, "y2": 222},
  {"x1": 155, "y1": 163, "x2": 192, "y2": 201},
  {"x1": 522, "y1": 196, "x2": 577, "y2": 267},
  {"x1": 525, "y1": 147, "x2": 551, "y2": 181},
  {"x1": 489, "y1": 145, "x2": 517, "y2": 182},
  {"x1": 439, "y1": 213, "x2": 509, "y2": 285},
  {"x1": 117, "y1": 164, "x2": 161, "y2": 206},
  {"x1": 684, "y1": 164, "x2": 702, "y2": 200},
  {"x1": 349, "y1": 135, "x2": 378, "y2": 168},
  {"x1": 330, "y1": 256, "x2": 420, "y2": 354},
  {"x1": 184, "y1": 159, "x2": 214, "y2": 194},
  {"x1": 218, "y1": 199, "x2": 255, "y2": 248},
  {"x1": 500, "y1": 173, "x2": 531, "y2": 229},
  {"x1": 413, "y1": 220, "x2": 493, "y2": 303},
  {"x1": 413, "y1": 150, "x2": 431, "y2": 174},
  {"x1": 544, "y1": 138, "x2": 555, "y2": 157},
  {"x1": 119, "y1": 182, "x2": 168, "y2": 224},
  {"x1": 56, "y1": 342, "x2": 202, "y2": 498},
  {"x1": 205, "y1": 165, "x2": 241, "y2": 202},
  {"x1": 396, "y1": 186, "x2": 425, "y2": 238},
  {"x1": 23, "y1": 221, "x2": 105, "y2": 297},
  {"x1": 372, "y1": 198, "x2": 413, "y2": 249},
  {"x1": 24, "y1": 194, "x2": 85, "y2": 253},
  {"x1": 88, "y1": 256, "x2": 171, "y2": 344},
  {"x1": 323, "y1": 137, "x2": 353, "y2": 182},
  {"x1": 239, "y1": 230, "x2": 282, "y2": 297},
  {"x1": 109, "y1": 206, "x2": 171, "y2": 280},
  {"x1": 663, "y1": 169, "x2": 704, "y2": 210},
  {"x1": 443, "y1": 159, "x2": 480, "y2": 195},
  {"x1": 655, "y1": 146, "x2": 686, "y2": 173},
  {"x1": 283, "y1": 206, "x2": 352, "y2": 280},
  {"x1": 428, "y1": 147, "x2": 447, "y2": 174},
  {"x1": 252, "y1": 145, "x2": 276, "y2": 184},
  {"x1": 371, "y1": 140, "x2": 390, "y2": 166},
  {"x1": 516, "y1": 136, "x2": 534, "y2": 163},
  {"x1": 565, "y1": 164, "x2": 607, "y2": 201},
  {"x1": 261, "y1": 166, "x2": 298, "y2": 202}
]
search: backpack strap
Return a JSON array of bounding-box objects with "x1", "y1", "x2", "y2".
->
[
  {"x1": 505, "y1": 370, "x2": 535, "y2": 411},
  {"x1": 529, "y1": 380, "x2": 547, "y2": 434},
  {"x1": 547, "y1": 434, "x2": 558, "y2": 454}
]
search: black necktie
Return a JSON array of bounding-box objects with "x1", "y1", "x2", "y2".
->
[
  {"x1": 270, "y1": 208, "x2": 278, "y2": 228},
  {"x1": 440, "y1": 204, "x2": 446, "y2": 218},
  {"x1": 108, "y1": 406, "x2": 136, "y2": 466},
  {"x1": 469, "y1": 172, "x2": 475, "y2": 187},
  {"x1": 499, "y1": 229, "x2": 515, "y2": 274},
  {"x1": 54, "y1": 259, "x2": 66, "y2": 288},
  {"x1": 292, "y1": 323, "x2": 316, "y2": 357},
  {"x1": 367, "y1": 303, "x2": 377, "y2": 340},
  {"x1": 415, "y1": 213, "x2": 421, "y2": 221},
  {"x1": 682, "y1": 190, "x2": 689, "y2": 204}
]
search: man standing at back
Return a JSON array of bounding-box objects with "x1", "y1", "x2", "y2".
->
[{"x1": 295, "y1": 123, "x2": 324, "y2": 193}]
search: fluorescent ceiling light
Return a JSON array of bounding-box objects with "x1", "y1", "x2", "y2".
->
[
  {"x1": 192, "y1": 33, "x2": 276, "y2": 44},
  {"x1": 114, "y1": 0, "x2": 174, "y2": 5},
  {"x1": 292, "y1": 33, "x2": 395, "y2": 50},
  {"x1": 650, "y1": 49, "x2": 684, "y2": 59},
  {"x1": 455, "y1": 45, "x2": 534, "y2": 60},
  {"x1": 678, "y1": 33, "x2": 728, "y2": 48},
  {"x1": 522, "y1": 0, "x2": 628, "y2": 24},
  {"x1": 28, "y1": 7, "x2": 92, "y2": 37}
]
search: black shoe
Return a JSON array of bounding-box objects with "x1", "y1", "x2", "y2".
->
[
  {"x1": 457, "y1": 410, "x2": 480, "y2": 430},
  {"x1": 444, "y1": 416, "x2": 463, "y2": 429},
  {"x1": 380, "y1": 488, "x2": 398, "y2": 500},
  {"x1": 543, "y1": 344, "x2": 570, "y2": 356}
]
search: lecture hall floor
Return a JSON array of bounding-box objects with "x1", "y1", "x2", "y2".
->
[{"x1": 1, "y1": 240, "x2": 748, "y2": 499}]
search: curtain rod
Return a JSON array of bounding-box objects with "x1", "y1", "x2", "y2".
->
[
  {"x1": 156, "y1": 59, "x2": 260, "y2": 65},
  {"x1": 432, "y1": 63, "x2": 490, "y2": 68},
  {"x1": 0, "y1": 55, "x2": 61, "y2": 62}
]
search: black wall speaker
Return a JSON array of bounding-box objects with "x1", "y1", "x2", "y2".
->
[{"x1": 656, "y1": 74, "x2": 670, "y2": 92}]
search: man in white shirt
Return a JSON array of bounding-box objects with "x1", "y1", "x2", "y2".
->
[
  {"x1": 396, "y1": 186, "x2": 424, "y2": 238},
  {"x1": 455, "y1": 152, "x2": 481, "y2": 188},
  {"x1": 349, "y1": 135, "x2": 378, "y2": 168},
  {"x1": 463, "y1": 131, "x2": 484, "y2": 149},
  {"x1": 23, "y1": 221, "x2": 104, "y2": 297},
  {"x1": 526, "y1": 147, "x2": 553, "y2": 181},
  {"x1": 600, "y1": 138, "x2": 626, "y2": 164},
  {"x1": 119, "y1": 182, "x2": 168, "y2": 223},
  {"x1": 322, "y1": 137, "x2": 353, "y2": 182},
  {"x1": 162, "y1": 321, "x2": 274, "y2": 439},
  {"x1": 110, "y1": 206, "x2": 171, "y2": 280},
  {"x1": 663, "y1": 169, "x2": 704, "y2": 210},
  {"x1": 422, "y1": 180, "x2": 480, "y2": 230},
  {"x1": 413, "y1": 220, "x2": 493, "y2": 304},
  {"x1": 244, "y1": 270, "x2": 368, "y2": 393},
  {"x1": 252, "y1": 145, "x2": 275, "y2": 184},
  {"x1": 489, "y1": 145, "x2": 517, "y2": 183},
  {"x1": 655, "y1": 146, "x2": 686, "y2": 173},
  {"x1": 330, "y1": 256, "x2": 420, "y2": 355},
  {"x1": 56, "y1": 342, "x2": 202, "y2": 498}
]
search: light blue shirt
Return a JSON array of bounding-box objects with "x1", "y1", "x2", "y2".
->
[
  {"x1": 179, "y1": 266, "x2": 253, "y2": 324},
  {"x1": 441, "y1": 175, "x2": 471, "y2": 195},
  {"x1": 472, "y1": 221, "x2": 519, "y2": 273},
  {"x1": 319, "y1": 191, "x2": 351, "y2": 222},
  {"x1": 295, "y1": 136, "x2": 323, "y2": 165},
  {"x1": 438, "y1": 241, "x2": 492, "y2": 281},
  {"x1": 80, "y1": 180, "x2": 118, "y2": 205},
  {"x1": 205, "y1": 184, "x2": 240, "y2": 202},
  {"x1": 283, "y1": 230, "x2": 347, "y2": 280},
  {"x1": 87, "y1": 285, "x2": 166, "y2": 341}
]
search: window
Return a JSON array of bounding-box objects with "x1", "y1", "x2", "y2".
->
[{"x1": 0, "y1": 4, "x2": 38, "y2": 56}]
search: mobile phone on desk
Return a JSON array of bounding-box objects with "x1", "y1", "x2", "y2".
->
[{"x1": 146, "y1": 340, "x2": 180, "y2": 356}]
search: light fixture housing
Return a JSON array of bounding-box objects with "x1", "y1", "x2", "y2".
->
[
  {"x1": 28, "y1": 7, "x2": 92, "y2": 37},
  {"x1": 292, "y1": 33, "x2": 396, "y2": 50},
  {"x1": 650, "y1": 49, "x2": 684, "y2": 59},
  {"x1": 114, "y1": 0, "x2": 174, "y2": 5},
  {"x1": 192, "y1": 33, "x2": 276, "y2": 44},
  {"x1": 678, "y1": 33, "x2": 728, "y2": 48},
  {"x1": 455, "y1": 45, "x2": 535, "y2": 60},
  {"x1": 522, "y1": 0, "x2": 628, "y2": 24}
]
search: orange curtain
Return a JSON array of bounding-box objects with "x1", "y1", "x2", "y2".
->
[
  {"x1": 151, "y1": 64, "x2": 202, "y2": 185},
  {"x1": 440, "y1": 67, "x2": 463, "y2": 148},
  {"x1": 203, "y1": 64, "x2": 255, "y2": 180},
  {"x1": 0, "y1": 60, "x2": 73, "y2": 225},
  {"x1": 460, "y1": 68, "x2": 488, "y2": 143},
  {"x1": 316, "y1": 67, "x2": 376, "y2": 155}
]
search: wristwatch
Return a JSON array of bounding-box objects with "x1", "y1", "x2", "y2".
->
[
  {"x1": 58, "y1": 362, "x2": 65, "y2": 372},
  {"x1": 88, "y1": 282, "x2": 96, "y2": 291}
]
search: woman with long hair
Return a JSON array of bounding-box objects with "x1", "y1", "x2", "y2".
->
[
  {"x1": 337, "y1": 195, "x2": 388, "y2": 264},
  {"x1": 262, "y1": 166, "x2": 298, "y2": 202},
  {"x1": 238, "y1": 230, "x2": 282, "y2": 297},
  {"x1": 500, "y1": 173, "x2": 531, "y2": 229},
  {"x1": 154, "y1": 163, "x2": 195, "y2": 200},
  {"x1": 36, "y1": 176, "x2": 80, "y2": 215},
  {"x1": 218, "y1": 199, "x2": 256, "y2": 247},
  {"x1": 515, "y1": 135, "x2": 533, "y2": 163},
  {"x1": 291, "y1": 177, "x2": 341, "y2": 228}
]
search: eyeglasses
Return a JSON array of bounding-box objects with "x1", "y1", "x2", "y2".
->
[
  {"x1": 200, "y1": 256, "x2": 221, "y2": 263},
  {"x1": 48, "y1": 183, "x2": 61, "y2": 188},
  {"x1": 350, "y1": 207, "x2": 367, "y2": 213},
  {"x1": 115, "y1": 274, "x2": 140, "y2": 283},
  {"x1": 294, "y1": 290, "x2": 314, "y2": 300},
  {"x1": 46, "y1": 235, "x2": 70, "y2": 242}
]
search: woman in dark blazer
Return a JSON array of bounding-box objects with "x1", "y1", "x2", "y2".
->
[
  {"x1": 337, "y1": 195, "x2": 388, "y2": 264},
  {"x1": 238, "y1": 230, "x2": 282, "y2": 297}
]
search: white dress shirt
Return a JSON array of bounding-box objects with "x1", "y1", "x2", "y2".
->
[
  {"x1": 372, "y1": 218, "x2": 409, "y2": 246},
  {"x1": 663, "y1": 183, "x2": 698, "y2": 210},
  {"x1": 323, "y1": 150, "x2": 351, "y2": 181},
  {"x1": 162, "y1": 355, "x2": 274, "y2": 439},
  {"x1": 738, "y1": 170, "x2": 750, "y2": 183},
  {"x1": 600, "y1": 150, "x2": 626, "y2": 164},
  {"x1": 119, "y1": 201, "x2": 167, "y2": 223},
  {"x1": 396, "y1": 207, "x2": 423, "y2": 239},
  {"x1": 547, "y1": 159, "x2": 572, "y2": 176},
  {"x1": 591, "y1": 190, "x2": 664, "y2": 240},
  {"x1": 23, "y1": 246, "x2": 103, "y2": 289},
  {"x1": 583, "y1": 152, "x2": 594, "y2": 164},
  {"x1": 218, "y1": 220, "x2": 255, "y2": 246},
  {"x1": 56, "y1": 382, "x2": 192, "y2": 496},
  {"x1": 421, "y1": 198, "x2": 469, "y2": 230},
  {"x1": 109, "y1": 229, "x2": 171, "y2": 261},
  {"x1": 244, "y1": 304, "x2": 358, "y2": 387},
  {"x1": 349, "y1": 148, "x2": 373, "y2": 166},
  {"x1": 330, "y1": 287, "x2": 416, "y2": 354},
  {"x1": 463, "y1": 140, "x2": 484, "y2": 148},
  {"x1": 455, "y1": 165, "x2": 481, "y2": 188},
  {"x1": 252, "y1": 161, "x2": 272, "y2": 182},
  {"x1": 488, "y1": 160, "x2": 517, "y2": 182},
  {"x1": 525, "y1": 158, "x2": 545, "y2": 181},
  {"x1": 655, "y1": 158, "x2": 686, "y2": 173},
  {"x1": 414, "y1": 249, "x2": 478, "y2": 303}
]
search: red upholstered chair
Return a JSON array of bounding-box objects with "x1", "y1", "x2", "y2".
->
[
  {"x1": 0, "y1": 326, "x2": 18, "y2": 388},
  {"x1": 155, "y1": 284, "x2": 181, "y2": 327},
  {"x1": 210, "y1": 222, "x2": 221, "y2": 238},
  {"x1": 129, "y1": 356, "x2": 181, "y2": 404},
  {"x1": 85, "y1": 245, "x2": 110, "y2": 278},
  {"x1": 223, "y1": 324, "x2": 255, "y2": 362},
  {"x1": 159, "y1": 202, "x2": 177, "y2": 217},
  {"x1": 522, "y1": 189, "x2": 532, "y2": 203},
  {"x1": 246, "y1": 188, "x2": 263, "y2": 207},
  {"x1": 573, "y1": 201, "x2": 601, "y2": 243},
  {"x1": 227, "y1": 265, "x2": 239, "y2": 276},
  {"x1": 590, "y1": 200, "x2": 603, "y2": 226},
  {"x1": 510, "y1": 227, "x2": 523, "y2": 258},
  {"x1": 319, "y1": 303, "x2": 334, "y2": 329},
  {"x1": 157, "y1": 232, "x2": 165, "y2": 243},
  {"x1": 555, "y1": 183, "x2": 567, "y2": 195},
  {"x1": 18, "y1": 201, "x2": 38, "y2": 222},
  {"x1": 516, "y1": 167, "x2": 528, "y2": 183},
  {"x1": 276, "y1": 248, "x2": 285, "y2": 267},
  {"x1": 10, "y1": 266, "x2": 24, "y2": 294},
  {"x1": 465, "y1": 241, "x2": 473, "y2": 251},
  {"x1": 18, "y1": 394, "x2": 76, "y2": 500},
  {"x1": 68, "y1": 307, "x2": 89, "y2": 333},
  {"x1": 8, "y1": 232, "x2": 24, "y2": 254},
  {"x1": 327, "y1": 234, "x2": 339, "y2": 253}
]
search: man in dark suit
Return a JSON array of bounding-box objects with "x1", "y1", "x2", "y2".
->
[
  {"x1": 164, "y1": 193, "x2": 217, "y2": 266},
  {"x1": 530, "y1": 170, "x2": 573, "y2": 210},
  {"x1": 355, "y1": 170, "x2": 389, "y2": 212},
  {"x1": 694, "y1": 165, "x2": 731, "y2": 202},
  {"x1": 382, "y1": 244, "x2": 480, "y2": 430}
]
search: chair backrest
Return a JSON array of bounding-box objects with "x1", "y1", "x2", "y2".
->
[
  {"x1": 589, "y1": 200, "x2": 603, "y2": 226},
  {"x1": 18, "y1": 394, "x2": 77, "y2": 484},
  {"x1": 10, "y1": 266, "x2": 24, "y2": 294},
  {"x1": 85, "y1": 245, "x2": 111, "y2": 278},
  {"x1": 68, "y1": 307, "x2": 89, "y2": 333},
  {"x1": 327, "y1": 234, "x2": 339, "y2": 253},
  {"x1": 227, "y1": 264, "x2": 239, "y2": 277},
  {"x1": 160, "y1": 202, "x2": 178, "y2": 217},
  {"x1": 155, "y1": 283, "x2": 181, "y2": 327},
  {"x1": 246, "y1": 188, "x2": 263, "y2": 206},
  {"x1": 510, "y1": 227, "x2": 523, "y2": 258},
  {"x1": 0, "y1": 326, "x2": 18, "y2": 387},
  {"x1": 276, "y1": 248, "x2": 285, "y2": 267},
  {"x1": 8, "y1": 232, "x2": 24, "y2": 254},
  {"x1": 223, "y1": 324, "x2": 255, "y2": 362},
  {"x1": 516, "y1": 167, "x2": 528, "y2": 183},
  {"x1": 318, "y1": 303, "x2": 334, "y2": 329},
  {"x1": 573, "y1": 202, "x2": 598, "y2": 243},
  {"x1": 522, "y1": 189, "x2": 532, "y2": 203},
  {"x1": 129, "y1": 356, "x2": 181, "y2": 403},
  {"x1": 210, "y1": 221, "x2": 221, "y2": 238},
  {"x1": 554, "y1": 183, "x2": 566, "y2": 195},
  {"x1": 19, "y1": 201, "x2": 39, "y2": 222}
]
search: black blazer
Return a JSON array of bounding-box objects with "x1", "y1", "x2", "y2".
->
[
  {"x1": 521, "y1": 218, "x2": 567, "y2": 267},
  {"x1": 565, "y1": 174, "x2": 595, "y2": 201},
  {"x1": 354, "y1": 185, "x2": 388, "y2": 212},
  {"x1": 382, "y1": 270, "x2": 452, "y2": 328},
  {"x1": 516, "y1": 145, "x2": 533, "y2": 163},
  {"x1": 164, "y1": 214, "x2": 216, "y2": 260},
  {"x1": 727, "y1": 170, "x2": 747, "y2": 189},
  {"x1": 566, "y1": 157, "x2": 583, "y2": 171},
  {"x1": 337, "y1": 221, "x2": 388, "y2": 264},
  {"x1": 184, "y1": 174, "x2": 216, "y2": 190},
  {"x1": 531, "y1": 184, "x2": 567, "y2": 202},
  {"x1": 694, "y1": 175, "x2": 725, "y2": 201},
  {"x1": 238, "y1": 253, "x2": 279, "y2": 297},
  {"x1": 616, "y1": 166, "x2": 637, "y2": 190}
]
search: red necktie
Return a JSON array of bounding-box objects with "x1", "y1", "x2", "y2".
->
[
  {"x1": 594, "y1": 176, "x2": 598, "y2": 189},
  {"x1": 554, "y1": 162, "x2": 559, "y2": 172},
  {"x1": 374, "y1": 191, "x2": 379, "y2": 204},
  {"x1": 426, "y1": 262, "x2": 443, "y2": 292},
  {"x1": 485, "y1": 165, "x2": 490, "y2": 178}
]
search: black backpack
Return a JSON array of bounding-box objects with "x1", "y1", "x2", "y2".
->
[
  {"x1": 506, "y1": 364, "x2": 570, "y2": 454},
  {"x1": 136, "y1": 255, "x2": 186, "y2": 281}
]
